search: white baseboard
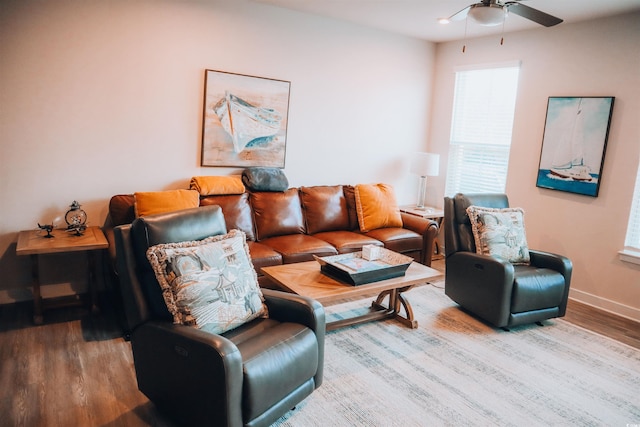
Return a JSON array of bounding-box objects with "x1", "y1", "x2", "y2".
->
[
  {"x1": 0, "y1": 282, "x2": 87, "y2": 305},
  {"x1": 569, "y1": 288, "x2": 640, "y2": 323}
]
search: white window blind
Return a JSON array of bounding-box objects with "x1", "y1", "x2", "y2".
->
[
  {"x1": 445, "y1": 65, "x2": 520, "y2": 197},
  {"x1": 624, "y1": 165, "x2": 640, "y2": 250}
]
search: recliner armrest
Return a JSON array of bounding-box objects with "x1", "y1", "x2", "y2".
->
[
  {"x1": 445, "y1": 252, "x2": 515, "y2": 327},
  {"x1": 131, "y1": 321, "x2": 244, "y2": 427},
  {"x1": 262, "y1": 289, "x2": 326, "y2": 387},
  {"x1": 529, "y1": 249, "x2": 573, "y2": 279},
  {"x1": 529, "y1": 249, "x2": 572, "y2": 317}
]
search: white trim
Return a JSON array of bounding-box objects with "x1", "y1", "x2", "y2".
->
[
  {"x1": 569, "y1": 288, "x2": 640, "y2": 323},
  {"x1": 619, "y1": 248, "x2": 640, "y2": 265},
  {"x1": 453, "y1": 60, "x2": 522, "y2": 72}
]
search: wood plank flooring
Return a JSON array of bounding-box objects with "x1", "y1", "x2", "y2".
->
[{"x1": 1, "y1": 271, "x2": 638, "y2": 427}]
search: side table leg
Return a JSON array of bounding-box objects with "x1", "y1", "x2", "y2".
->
[
  {"x1": 31, "y1": 254, "x2": 43, "y2": 325},
  {"x1": 87, "y1": 251, "x2": 100, "y2": 314}
]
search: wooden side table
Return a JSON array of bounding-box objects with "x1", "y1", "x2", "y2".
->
[
  {"x1": 16, "y1": 226, "x2": 109, "y2": 324},
  {"x1": 400, "y1": 205, "x2": 445, "y2": 258}
]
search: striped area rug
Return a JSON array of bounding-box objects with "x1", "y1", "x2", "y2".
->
[{"x1": 274, "y1": 282, "x2": 640, "y2": 426}]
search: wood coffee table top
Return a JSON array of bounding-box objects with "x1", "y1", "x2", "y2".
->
[{"x1": 261, "y1": 260, "x2": 442, "y2": 304}]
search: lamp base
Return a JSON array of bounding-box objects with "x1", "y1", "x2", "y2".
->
[{"x1": 416, "y1": 176, "x2": 427, "y2": 209}]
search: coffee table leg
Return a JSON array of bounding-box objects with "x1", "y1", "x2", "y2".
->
[
  {"x1": 371, "y1": 286, "x2": 417, "y2": 328},
  {"x1": 394, "y1": 292, "x2": 417, "y2": 329}
]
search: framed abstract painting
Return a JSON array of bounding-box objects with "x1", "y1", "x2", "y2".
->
[
  {"x1": 536, "y1": 96, "x2": 614, "y2": 197},
  {"x1": 201, "y1": 70, "x2": 290, "y2": 168}
]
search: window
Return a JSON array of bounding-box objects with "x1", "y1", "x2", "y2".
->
[
  {"x1": 445, "y1": 63, "x2": 520, "y2": 197},
  {"x1": 620, "y1": 165, "x2": 640, "y2": 264}
]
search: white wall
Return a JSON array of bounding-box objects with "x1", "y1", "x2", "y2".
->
[
  {"x1": 429, "y1": 13, "x2": 640, "y2": 320},
  {"x1": 0, "y1": 0, "x2": 435, "y2": 301}
]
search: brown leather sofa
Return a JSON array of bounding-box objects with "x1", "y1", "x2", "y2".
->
[{"x1": 104, "y1": 184, "x2": 439, "y2": 287}]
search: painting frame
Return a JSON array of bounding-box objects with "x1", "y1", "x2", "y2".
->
[
  {"x1": 200, "y1": 69, "x2": 290, "y2": 168},
  {"x1": 536, "y1": 96, "x2": 614, "y2": 197}
]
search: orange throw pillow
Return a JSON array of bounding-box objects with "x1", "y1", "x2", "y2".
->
[
  {"x1": 134, "y1": 189, "x2": 200, "y2": 218},
  {"x1": 189, "y1": 175, "x2": 245, "y2": 196},
  {"x1": 354, "y1": 183, "x2": 403, "y2": 232}
]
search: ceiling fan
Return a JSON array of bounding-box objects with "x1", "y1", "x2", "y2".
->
[{"x1": 441, "y1": 0, "x2": 563, "y2": 27}]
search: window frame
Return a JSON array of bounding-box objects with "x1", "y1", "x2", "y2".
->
[
  {"x1": 444, "y1": 61, "x2": 521, "y2": 197},
  {"x1": 619, "y1": 164, "x2": 640, "y2": 265}
]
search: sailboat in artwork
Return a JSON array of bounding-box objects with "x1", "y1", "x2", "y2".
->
[
  {"x1": 549, "y1": 98, "x2": 594, "y2": 182},
  {"x1": 213, "y1": 92, "x2": 282, "y2": 153}
]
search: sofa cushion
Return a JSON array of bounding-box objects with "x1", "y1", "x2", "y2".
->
[
  {"x1": 260, "y1": 234, "x2": 338, "y2": 264},
  {"x1": 364, "y1": 227, "x2": 422, "y2": 257},
  {"x1": 246, "y1": 241, "x2": 283, "y2": 273},
  {"x1": 225, "y1": 318, "x2": 318, "y2": 421},
  {"x1": 300, "y1": 185, "x2": 350, "y2": 234},
  {"x1": 251, "y1": 189, "x2": 305, "y2": 240},
  {"x1": 312, "y1": 230, "x2": 383, "y2": 254},
  {"x1": 511, "y1": 265, "x2": 566, "y2": 313},
  {"x1": 467, "y1": 206, "x2": 530, "y2": 265},
  {"x1": 190, "y1": 175, "x2": 245, "y2": 195},
  {"x1": 134, "y1": 189, "x2": 200, "y2": 218},
  {"x1": 146, "y1": 229, "x2": 267, "y2": 335},
  {"x1": 354, "y1": 183, "x2": 403, "y2": 233},
  {"x1": 199, "y1": 193, "x2": 256, "y2": 241}
]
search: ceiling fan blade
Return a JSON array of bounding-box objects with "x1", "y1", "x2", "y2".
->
[
  {"x1": 447, "y1": 5, "x2": 471, "y2": 22},
  {"x1": 506, "y1": 2, "x2": 563, "y2": 27}
]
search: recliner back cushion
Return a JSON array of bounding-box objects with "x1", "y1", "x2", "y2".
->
[
  {"x1": 300, "y1": 185, "x2": 350, "y2": 234},
  {"x1": 130, "y1": 205, "x2": 228, "y2": 319},
  {"x1": 250, "y1": 189, "x2": 305, "y2": 240},
  {"x1": 453, "y1": 193, "x2": 509, "y2": 252}
]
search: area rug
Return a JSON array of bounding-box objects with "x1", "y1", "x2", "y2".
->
[{"x1": 274, "y1": 282, "x2": 640, "y2": 426}]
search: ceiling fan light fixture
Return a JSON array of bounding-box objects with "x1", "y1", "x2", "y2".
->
[{"x1": 468, "y1": 4, "x2": 505, "y2": 26}]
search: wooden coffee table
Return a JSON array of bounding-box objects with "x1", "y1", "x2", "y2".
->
[{"x1": 262, "y1": 260, "x2": 442, "y2": 331}]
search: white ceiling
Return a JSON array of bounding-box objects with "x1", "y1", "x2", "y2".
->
[{"x1": 251, "y1": 0, "x2": 640, "y2": 42}]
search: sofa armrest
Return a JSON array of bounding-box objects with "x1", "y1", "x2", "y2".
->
[
  {"x1": 262, "y1": 288, "x2": 326, "y2": 387},
  {"x1": 445, "y1": 252, "x2": 515, "y2": 327},
  {"x1": 400, "y1": 213, "x2": 439, "y2": 266},
  {"x1": 131, "y1": 321, "x2": 244, "y2": 427}
]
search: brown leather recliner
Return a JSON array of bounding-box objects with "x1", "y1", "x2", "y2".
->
[
  {"x1": 114, "y1": 205, "x2": 325, "y2": 427},
  {"x1": 444, "y1": 193, "x2": 572, "y2": 328}
]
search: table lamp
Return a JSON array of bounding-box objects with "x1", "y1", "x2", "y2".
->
[{"x1": 410, "y1": 152, "x2": 440, "y2": 210}]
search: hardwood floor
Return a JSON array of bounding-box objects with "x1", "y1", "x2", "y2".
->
[
  {"x1": 0, "y1": 296, "x2": 176, "y2": 427},
  {"x1": 429, "y1": 258, "x2": 640, "y2": 349},
  {"x1": 1, "y1": 274, "x2": 638, "y2": 426}
]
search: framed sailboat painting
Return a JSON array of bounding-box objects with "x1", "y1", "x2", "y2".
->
[
  {"x1": 201, "y1": 70, "x2": 290, "y2": 168},
  {"x1": 536, "y1": 96, "x2": 614, "y2": 197}
]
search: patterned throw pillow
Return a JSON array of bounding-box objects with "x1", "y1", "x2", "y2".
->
[
  {"x1": 466, "y1": 206, "x2": 530, "y2": 265},
  {"x1": 146, "y1": 229, "x2": 267, "y2": 335}
]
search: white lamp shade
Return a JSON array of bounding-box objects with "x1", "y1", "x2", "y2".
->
[
  {"x1": 410, "y1": 152, "x2": 440, "y2": 177},
  {"x1": 468, "y1": 4, "x2": 505, "y2": 26}
]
